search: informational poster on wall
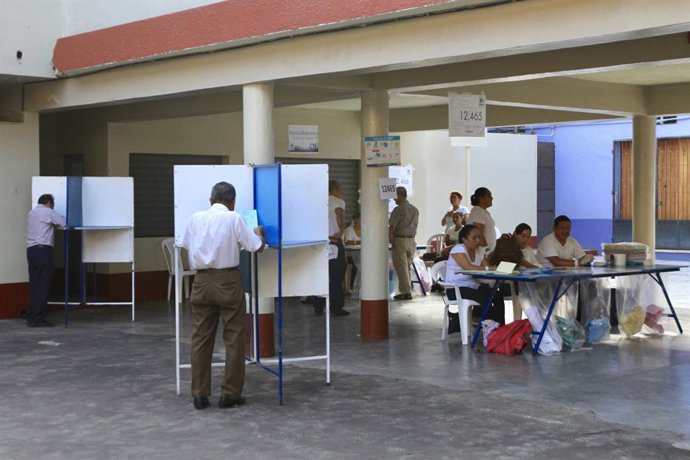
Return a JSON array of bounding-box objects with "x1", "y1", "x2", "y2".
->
[
  {"x1": 364, "y1": 135, "x2": 400, "y2": 166},
  {"x1": 388, "y1": 164, "x2": 414, "y2": 212},
  {"x1": 288, "y1": 124, "x2": 319, "y2": 153},
  {"x1": 448, "y1": 92, "x2": 486, "y2": 137}
]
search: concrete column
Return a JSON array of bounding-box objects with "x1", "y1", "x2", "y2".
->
[
  {"x1": 360, "y1": 90, "x2": 390, "y2": 340},
  {"x1": 243, "y1": 83, "x2": 275, "y2": 356},
  {"x1": 632, "y1": 115, "x2": 657, "y2": 263}
]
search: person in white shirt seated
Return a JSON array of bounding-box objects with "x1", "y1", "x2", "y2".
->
[
  {"x1": 513, "y1": 223, "x2": 541, "y2": 268},
  {"x1": 342, "y1": 213, "x2": 361, "y2": 246},
  {"x1": 445, "y1": 224, "x2": 505, "y2": 324},
  {"x1": 342, "y1": 213, "x2": 361, "y2": 297},
  {"x1": 537, "y1": 215, "x2": 593, "y2": 268}
]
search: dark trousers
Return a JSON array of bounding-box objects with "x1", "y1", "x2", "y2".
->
[
  {"x1": 311, "y1": 241, "x2": 347, "y2": 312},
  {"x1": 27, "y1": 245, "x2": 54, "y2": 324},
  {"x1": 448, "y1": 283, "x2": 506, "y2": 325},
  {"x1": 190, "y1": 269, "x2": 245, "y2": 399}
]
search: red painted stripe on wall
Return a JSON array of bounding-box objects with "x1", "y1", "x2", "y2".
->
[{"x1": 53, "y1": 0, "x2": 467, "y2": 75}]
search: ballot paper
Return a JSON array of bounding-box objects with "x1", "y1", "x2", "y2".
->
[
  {"x1": 495, "y1": 261, "x2": 517, "y2": 274},
  {"x1": 238, "y1": 209, "x2": 258, "y2": 229}
]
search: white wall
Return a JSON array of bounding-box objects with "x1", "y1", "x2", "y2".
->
[
  {"x1": 60, "y1": 0, "x2": 220, "y2": 35},
  {"x1": 0, "y1": 1, "x2": 61, "y2": 78},
  {"x1": 397, "y1": 131, "x2": 538, "y2": 243},
  {"x1": 0, "y1": 113, "x2": 40, "y2": 283}
]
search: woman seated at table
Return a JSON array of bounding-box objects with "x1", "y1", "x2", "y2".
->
[
  {"x1": 445, "y1": 224, "x2": 505, "y2": 324},
  {"x1": 342, "y1": 213, "x2": 361, "y2": 246}
]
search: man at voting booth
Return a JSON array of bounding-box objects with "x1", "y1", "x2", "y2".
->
[
  {"x1": 182, "y1": 181, "x2": 265, "y2": 410},
  {"x1": 25, "y1": 193, "x2": 66, "y2": 327}
]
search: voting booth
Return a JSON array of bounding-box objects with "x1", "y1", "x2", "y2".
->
[
  {"x1": 173, "y1": 163, "x2": 329, "y2": 403},
  {"x1": 32, "y1": 176, "x2": 135, "y2": 326}
]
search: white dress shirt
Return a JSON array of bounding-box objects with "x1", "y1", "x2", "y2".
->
[
  {"x1": 26, "y1": 204, "x2": 66, "y2": 247},
  {"x1": 182, "y1": 203, "x2": 263, "y2": 270}
]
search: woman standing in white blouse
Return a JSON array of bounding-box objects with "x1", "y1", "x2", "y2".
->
[{"x1": 467, "y1": 187, "x2": 497, "y2": 253}]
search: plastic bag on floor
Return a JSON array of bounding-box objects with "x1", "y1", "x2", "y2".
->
[
  {"x1": 615, "y1": 275, "x2": 663, "y2": 324},
  {"x1": 584, "y1": 317, "x2": 610, "y2": 343},
  {"x1": 579, "y1": 278, "x2": 611, "y2": 342},
  {"x1": 644, "y1": 304, "x2": 665, "y2": 334},
  {"x1": 555, "y1": 316, "x2": 586, "y2": 349},
  {"x1": 620, "y1": 305, "x2": 645, "y2": 337},
  {"x1": 481, "y1": 319, "x2": 500, "y2": 347},
  {"x1": 524, "y1": 305, "x2": 562, "y2": 355}
]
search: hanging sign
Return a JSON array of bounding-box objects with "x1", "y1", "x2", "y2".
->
[
  {"x1": 378, "y1": 178, "x2": 397, "y2": 200},
  {"x1": 449, "y1": 92, "x2": 486, "y2": 137},
  {"x1": 364, "y1": 135, "x2": 400, "y2": 166},
  {"x1": 288, "y1": 125, "x2": 319, "y2": 153}
]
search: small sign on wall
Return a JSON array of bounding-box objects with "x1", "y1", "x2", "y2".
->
[
  {"x1": 365, "y1": 135, "x2": 400, "y2": 166},
  {"x1": 288, "y1": 125, "x2": 319, "y2": 153},
  {"x1": 378, "y1": 178, "x2": 397, "y2": 200},
  {"x1": 449, "y1": 92, "x2": 486, "y2": 137}
]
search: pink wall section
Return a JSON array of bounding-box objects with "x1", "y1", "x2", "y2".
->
[{"x1": 53, "y1": 0, "x2": 458, "y2": 74}]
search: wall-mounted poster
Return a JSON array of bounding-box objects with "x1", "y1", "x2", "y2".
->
[
  {"x1": 288, "y1": 125, "x2": 319, "y2": 153},
  {"x1": 364, "y1": 135, "x2": 401, "y2": 166}
]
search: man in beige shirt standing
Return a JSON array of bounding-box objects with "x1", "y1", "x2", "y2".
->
[{"x1": 389, "y1": 186, "x2": 419, "y2": 301}]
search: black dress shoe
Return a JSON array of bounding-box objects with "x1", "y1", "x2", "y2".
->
[
  {"x1": 331, "y1": 309, "x2": 350, "y2": 317},
  {"x1": 393, "y1": 293, "x2": 412, "y2": 301},
  {"x1": 218, "y1": 395, "x2": 246, "y2": 408},
  {"x1": 193, "y1": 396, "x2": 209, "y2": 410},
  {"x1": 27, "y1": 320, "x2": 55, "y2": 328}
]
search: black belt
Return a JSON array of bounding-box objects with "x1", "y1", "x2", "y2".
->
[
  {"x1": 29, "y1": 244, "x2": 52, "y2": 248},
  {"x1": 394, "y1": 235, "x2": 415, "y2": 238},
  {"x1": 197, "y1": 267, "x2": 238, "y2": 273}
]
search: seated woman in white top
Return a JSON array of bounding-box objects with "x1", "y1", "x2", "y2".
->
[
  {"x1": 467, "y1": 187, "x2": 497, "y2": 254},
  {"x1": 445, "y1": 224, "x2": 505, "y2": 324},
  {"x1": 342, "y1": 213, "x2": 361, "y2": 246}
]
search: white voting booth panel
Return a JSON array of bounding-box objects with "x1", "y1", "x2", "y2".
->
[
  {"x1": 31, "y1": 176, "x2": 135, "y2": 323},
  {"x1": 32, "y1": 177, "x2": 68, "y2": 216},
  {"x1": 173, "y1": 165, "x2": 253, "y2": 246},
  {"x1": 280, "y1": 164, "x2": 329, "y2": 244},
  {"x1": 258, "y1": 245, "x2": 329, "y2": 297},
  {"x1": 81, "y1": 177, "x2": 134, "y2": 228}
]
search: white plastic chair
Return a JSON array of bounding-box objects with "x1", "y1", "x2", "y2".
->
[
  {"x1": 426, "y1": 233, "x2": 446, "y2": 257},
  {"x1": 431, "y1": 260, "x2": 480, "y2": 345},
  {"x1": 161, "y1": 237, "x2": 196, "y2": 301}
]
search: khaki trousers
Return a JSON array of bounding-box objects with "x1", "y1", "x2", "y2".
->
[
  {"x1": 392, "y1": 237, "x2": 416, "y2": 295},
  {"x1": 190, "y1": 269, "x2": 245, "y2": 399}
]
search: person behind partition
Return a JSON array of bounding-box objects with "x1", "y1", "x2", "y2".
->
[
  {"x1": 311, "y1": 180, "x2": 349, "y2": 317},
  {"x1": 182, "y1": 181, "x2": 265, "y2": 410},
  {"x1": 444, "y1": 224, "x2": 505, "y2": 324},
  {"x1": 25, "y1": 193, "x2": 66, "y2": 327},
  {"x1": 441, "y1": 190, "x2": 470, "y2": 230},
  {"x1": 466, "y1": 187, "x2": 498, "y2": 253},
  {"x1": 537, "y1": 215, "x2": 593, "y2": 268},
  {"x1": 342, "y1": 213, "x2": 361, "y2": 246},
  {"x1": 342, "y1": 213, "x2": 361, "y2": 298},
  {"x1": 389, "y1": 186, "x2": 420, "y2": 301},
  {"x1": 513, "y1": 223, "x2": 541, "y2": 268}
]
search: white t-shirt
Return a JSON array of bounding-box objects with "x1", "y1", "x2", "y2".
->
[
  {"x1": 444, "y1": 243, "x2": 482, "y2": 289},
  {"x1": 536, "y1": 232, "x2": 585, "y2": 267},
  {"x1": 182, "y1": 203, "x2": 263, "y2": 270},
  {"x1": 328, "y1": 195, "x2": 345, "y2": 237},
  {"x1": 521, "y1": 247, "x2": 541, "y2": 268},
  {"x1": 444, "y1": 225, "x2": 461, "y2": 244},
  {"x1": 342, "y1": 225, "x2": 360, "y2": 245},
  {"x1": 467, "y1": 206, "x2": 497, "y2": 252}
]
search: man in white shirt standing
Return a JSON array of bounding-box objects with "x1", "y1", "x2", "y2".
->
[
  {"x1": 26, "y1": 194, "x2": 66, "y2": 327},
  {"x1": 537, "y1": 215, "x2": 593, "y2": 268},
  {"x1": 312, "y1": 180, "x2": 349, "y2": 316},
  {"x1": 182, "y1": 182, "x2": 264, "y2": 410}
]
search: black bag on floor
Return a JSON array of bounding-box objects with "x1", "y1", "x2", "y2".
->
[{"x1": 448, "y1": 311, "x2": 460, "y2": 334}]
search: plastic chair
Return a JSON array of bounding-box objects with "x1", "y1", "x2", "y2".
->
[
  {"x1": 426, "y1": 233, "x2": 446, "y2": 256},
  {"x1": 432, "y1": 260, "x2": 480, "y2": 345},
  {"x1": 161, "y1": 237, "x2": 195, "y2": 301}
]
